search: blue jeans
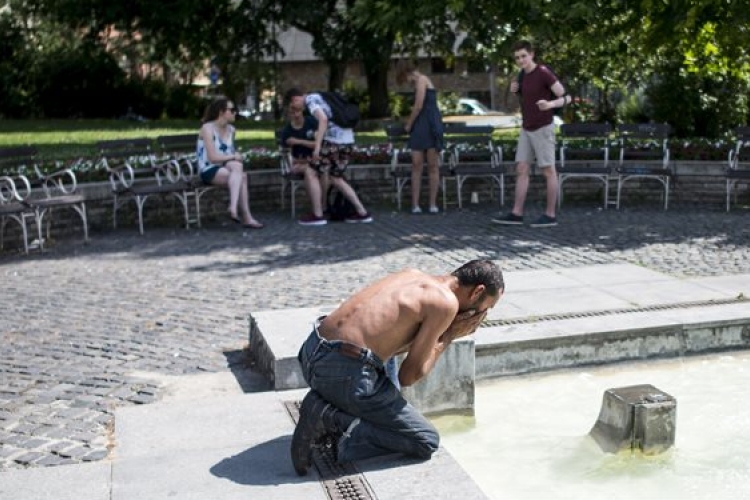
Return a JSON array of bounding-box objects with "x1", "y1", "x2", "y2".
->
[{"x1": 297, "y1": 326, "x2": 439, "y2": 462}]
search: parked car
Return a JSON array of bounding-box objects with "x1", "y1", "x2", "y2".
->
[
  {"x1": 444, "y1": 98, "x2": 562, "y2": 128},
  {"x1": 444, "y1": 98, "x2": 519, "y2": 129}
]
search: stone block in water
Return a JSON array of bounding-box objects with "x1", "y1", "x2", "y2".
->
[{"x1": 589, "y1": 384, "x2": 676, "y2": 454}]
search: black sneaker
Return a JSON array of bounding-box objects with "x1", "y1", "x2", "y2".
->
[
  {"x1": 530, "y1": 214, "x2": 558, "y2": 227},
  {"x1": 492, "y1": 213, "x2": 524, "y2": 225},
  {"x1": 291, "y1": 391, "x2": 332, "y2": 476}
]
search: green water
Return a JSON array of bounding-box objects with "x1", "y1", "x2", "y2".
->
[{"x1": 433, "y1": 352, "x2": 750, "y2": 500}]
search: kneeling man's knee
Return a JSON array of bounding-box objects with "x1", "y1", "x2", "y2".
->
[{"x1": 413, "y1": 428, "x2": 440, "y2": 459}]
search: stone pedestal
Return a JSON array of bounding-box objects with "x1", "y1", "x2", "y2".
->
[{"x1": 589, "y1": 384, "x2": 676, "y2": 454}]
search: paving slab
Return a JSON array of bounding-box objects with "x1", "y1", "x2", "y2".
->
[
  {"x1": 111, "y1": 384, "x2": 488, "y2": 500},
  {"x1": 0, "y1": 461, "x2": 111, "y2": 500}
]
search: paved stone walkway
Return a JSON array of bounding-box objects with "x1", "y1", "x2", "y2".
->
[{"x1": 1, "y1": 205, "x2": 749, "y2": 469}]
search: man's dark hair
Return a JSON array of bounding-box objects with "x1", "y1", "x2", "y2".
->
[
  {"x1": 283, "y1": 87, "x2": 304, "y2": 107},
  {"x1": 452, "y1": 260, "x2": 504, "y2": 296},
  {"x1": 512, "y1": 40, "x2": 533, "y2": 53}
]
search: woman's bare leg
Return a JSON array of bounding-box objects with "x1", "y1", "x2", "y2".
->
[
  {"x1": 410, "y1": 150, "x2": 425, "y2": 210},
  {"x1": 331, "y1": 177, "x2": 366, "y2": 215},
  {"x1": 425, "y1": 149, "x2": 440, "y2": 210}
]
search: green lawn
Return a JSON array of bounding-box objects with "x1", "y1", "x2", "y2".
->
[
  {"x1": 0, "y1": 119, "x2": 279, "y2": 160},
  {"x1": 0, "y1": 118, "x2": 518, "y2": 161}
]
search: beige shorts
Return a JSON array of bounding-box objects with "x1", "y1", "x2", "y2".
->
[{"x1": 515, "y1": 123, "x2": 556, "y2": 167}]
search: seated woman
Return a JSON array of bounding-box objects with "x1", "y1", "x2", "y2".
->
[{"x1": 197, "y1": 97, "x2": 263, "y2": 229}]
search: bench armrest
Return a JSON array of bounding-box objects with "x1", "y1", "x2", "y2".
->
[
  {"x1": 0, "y1": 174, "x2": 32, "y2": 202},
  {"x1": 152, "y1": 158, "x2": 185, "y2": 185},
  {"x1": 34, "y1": 159, "x2": 82, "y2": 197}
]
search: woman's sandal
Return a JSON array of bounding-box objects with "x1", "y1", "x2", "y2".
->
[{"x1": 242, "y1": 221, "x2": 264, "y2": 229}]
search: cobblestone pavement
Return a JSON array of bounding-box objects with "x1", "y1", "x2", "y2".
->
[{"x1": 1, "y1": 205, "x2": 749, "y2": 470}]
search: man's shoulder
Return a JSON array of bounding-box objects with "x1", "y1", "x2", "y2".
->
[{"x1": 537, "y1": 64, "x2": 559, "y2": 82}]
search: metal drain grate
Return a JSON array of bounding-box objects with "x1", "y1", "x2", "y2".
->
[
  {"x1": 284, "y1": 400, "x2": 377, "y2": 500},
  {"x1": 485, "y1": 296, "x2": 749, "y2": 327}
]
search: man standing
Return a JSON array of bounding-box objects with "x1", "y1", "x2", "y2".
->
[
  {"x1": 494, "y1": 40, "x2": 571, "y2": 227},
  {"x1": 291, "y1": 259, "x2": 504, "y2": 475},
  {"x1": 283, "y1": 88, "x2": 372, "y2": 224}
]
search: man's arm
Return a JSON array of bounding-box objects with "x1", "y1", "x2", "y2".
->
[
  {"x1": 397, "y1": 290, "x2": 456, "y2": 387},
  {"x1": 536, "y1": 81, "x2": 571, "y2": 111},
  {"x1": 312, "y1": 108, "x2": 328, "y2": 159}
]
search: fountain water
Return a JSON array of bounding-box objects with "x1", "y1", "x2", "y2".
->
[{"x1": 433, "y1": 351, "x2": 750, "y2": 499}]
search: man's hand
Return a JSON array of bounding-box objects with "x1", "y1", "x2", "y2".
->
[
  {"x1": 536, "y1": 99, "x2": 554, "y2": 111},
  {"x1": 438, "y1": 309, "x2": 487, "y2": 345}
]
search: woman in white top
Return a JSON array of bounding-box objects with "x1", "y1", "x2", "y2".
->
[{"x1": 197, "y1": 97, "x2": 263, "y2": 229}]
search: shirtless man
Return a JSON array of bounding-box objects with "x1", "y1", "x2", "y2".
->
[{"x1": 291, "y1": 259, "x2": 504, "y2": 475}]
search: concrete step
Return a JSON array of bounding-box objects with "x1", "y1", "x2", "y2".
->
[{"x1": 248, "y1": 264, "x2": 750, "y2": 414}]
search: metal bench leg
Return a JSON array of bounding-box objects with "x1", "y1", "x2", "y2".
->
[
  {"x1": 135, "y1": 195, "x2": 147, "y2": 235},
  {"x1": 603, "y1": 177, "x2": 609, "y2": 209},
  {"x1": 726, "y1": 179, "x2": 732, "y2": 212},
  {"x1": 290, "y1": 182, "x2": 297, "y2": 218},
  {"x1": 442, "y1": 177, "x2": 447, "y2": 212},
  {"x1": 456, "y1": 176, "x2": 464, "y2": 209}
]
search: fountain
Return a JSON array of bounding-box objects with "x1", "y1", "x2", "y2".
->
[
  {"x1": 589, "y1": 384, "x2": 676, "y2": 454},
  {"x1": 434, "y1": 352, "x2": 750, "y2": 499}
]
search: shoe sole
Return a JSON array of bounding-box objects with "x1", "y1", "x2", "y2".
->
[
  {"x1": 345, "y1": 218, "x2": 373, "y2": 223},
  {"x1": 492, "y1": 219, "x2": 524, "y2": 225},
  {"x1": 530, "y1": 223, "x2": 558, "y2": 227},
  {"x1": 298, "y1": 221, "x2": 327, "y2": 226}
]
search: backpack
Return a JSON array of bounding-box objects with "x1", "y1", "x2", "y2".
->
[
  {"x1": 319, "y1": 91, "x2": 360, "y2": 128},
  {"x1": 517, "y1": 65, "x2": 563, "y2": 117},
  {"x1": 326, "y1": 184, "x2": 358, "y2": 221}
]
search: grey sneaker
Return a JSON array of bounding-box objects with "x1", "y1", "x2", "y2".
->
[
  {"x1": 291, "y1": 391, "x2": 332, "y2": 476},
  {"x1": 530, "y1": 214, "x2": 558, "y2": 227},
  {"x1": 492, "y1": 213, "x2": 524, "y2": 225}
]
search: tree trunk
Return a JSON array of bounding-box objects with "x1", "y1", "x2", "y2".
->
[
  {"x1": 364, "y1": 60, "x2": 390, "y2": 118},
  {"x1": 327, "y1": 61, "x2": 346, "y2": 91}
]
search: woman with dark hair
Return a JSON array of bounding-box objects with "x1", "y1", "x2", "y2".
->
[
  {"x1": 197, "y1": 97, "x2": 263, "y2": 228},
  {"x1": 396, "y1": 60, "x2": 444, "y2": 214}
]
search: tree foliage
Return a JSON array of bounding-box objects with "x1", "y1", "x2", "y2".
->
[{"x1": 2, "y1": 0, "x2": 750, "y2": 132}]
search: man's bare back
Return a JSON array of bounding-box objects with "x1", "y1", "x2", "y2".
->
[{"x1": 318, "y1": 268, "x2": 495, "y2": 387}]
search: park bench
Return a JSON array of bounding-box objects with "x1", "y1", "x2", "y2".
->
[
  {"x1": 726, "y1": 126, "x2": 750, "y2": 211},
  {"x1": 444, "y1": 125, "x2": 506, "y2": 209},
  {"x1": 97, "y1": 138, "x2": 195, "y2": 235},
  {"x1": 0, "y1": 146, "x2": 88, "y2": 253},
  {"x1": 275, "y1": 129, "x2": 306, "y2": 218},
  {"x1": 156, "y1": 134, "x2": 211, "y2": 227},
  {"x1": 615, "y1": 123, "x2": 673, "y2": 210},
  {"x1": 557, "y1": 123, "x2": 613, "y2": 209},
  {"x1": 384, "y1": 123, "x2": 451, "y2": 211}
]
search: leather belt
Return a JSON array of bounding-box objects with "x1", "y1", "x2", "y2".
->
[{"x1": 333, "y1": 342, "x2": 366, "y2": 360}]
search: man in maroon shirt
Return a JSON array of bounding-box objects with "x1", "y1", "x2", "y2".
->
[{"x1": 494, "y1": 40, "x2": 571, "y2": 227}]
